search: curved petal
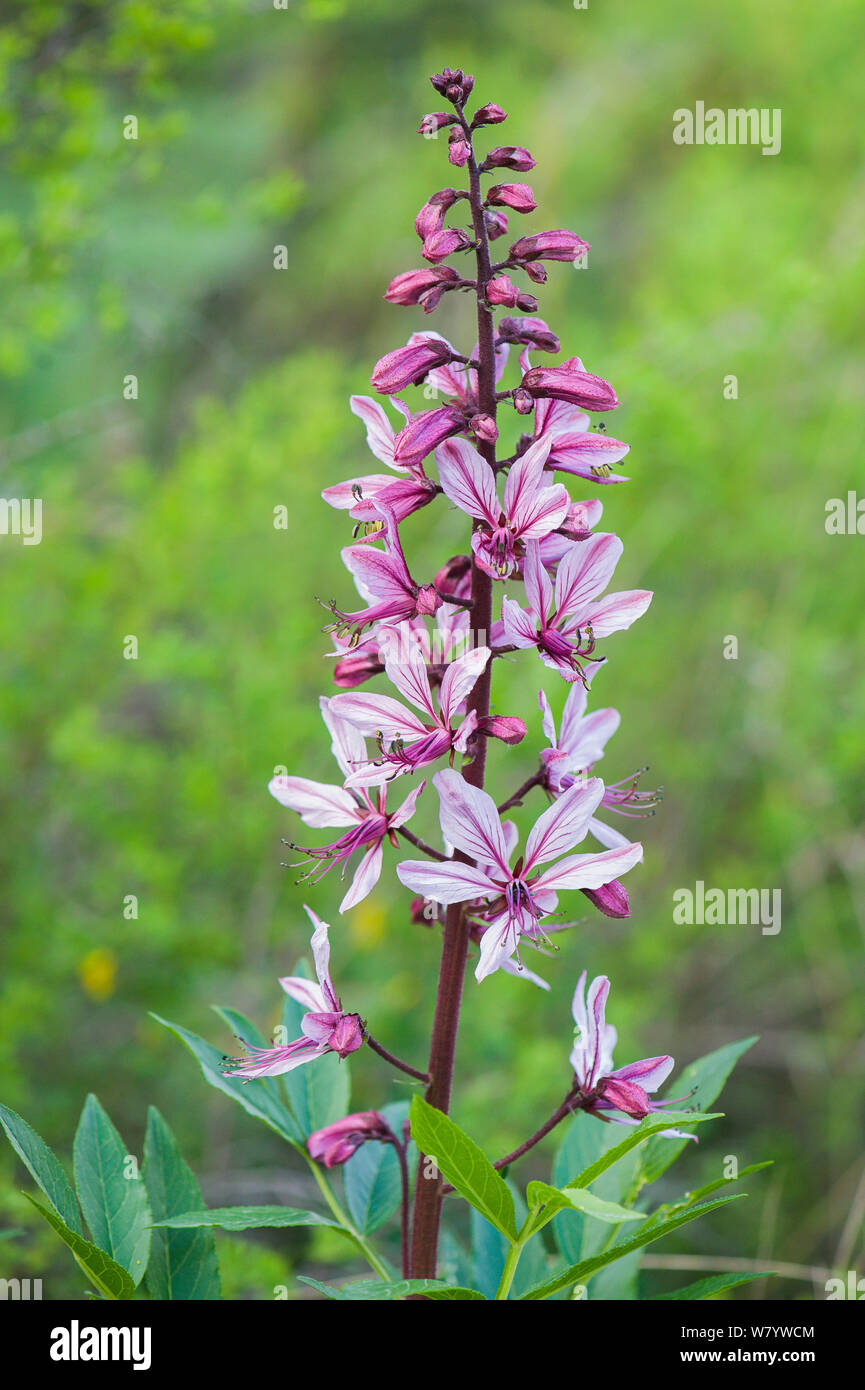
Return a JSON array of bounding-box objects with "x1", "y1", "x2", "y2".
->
[
  {"x1": 501, "y1": 596, "x2": 539, "y2": 649},
  {"x1": 561, "y1": 704, "x2": 619, "y2": 766},
  {"x1": 435, "y1": 437, "x2": 500, "y2": 525},
  {"x1": 395, "y1": 857, "x2": 498, "y2": 904},
  {"x1": 534, "y1": 840, "x2": 643, "y2": 894},
  {"x1": 328, "y1": 691, "x2": 428, "y2": 741},
  {"x1": 320, "y1": 695, "x2": 369, "y2": 780},
  {"x1": 389, "y1": 778, "x2": 427, "y2": 828},
  {"x1": 321, "y1": 475, "x2": 398, "y2": 510},
  {"x1": 474, "y1": 918, "x2": 517, "y2": 982},
  {"x1": 340, "y1": 841, "x2": 383, "y2": 912},
  {"x1": 610, "y1": 1055, "x2": 674, "y2": 1094},
  {"x1": 383, "y1": 637, "x2": 437, "y2": 720},
  {"x1": 341, "y1": 544, "x2": 412, "y2": 603},
  {"x1": 502, "y1": 434, "x2": 553, "y2": 522},
  {"x1": 554, "y1": 532, "x2": 623, "y2": 621},
  {"x1": 350, "y1": 395, "x2": 400, "y2": 469},
  {"x1": 523, "y1": 541, "x2": 553, "y2": 619},
  {"x1": 586, "y1": 589, "x2": 653, "y2": 638},
  {"x1": 268, "y1": 775, "x2": 359, "y2": 829},
  {"x1": 523, "y1": 776, "x2": 605, "y2": 872},
  {"x1": 439, "y1": 645, "x2": 489, "y2": 724},
  {"x1": 432, "y1": 768, "x2": 511, "y2": 873},
  {"x1": 588, "y1": 815, "x2": 631, "y2": 850}
]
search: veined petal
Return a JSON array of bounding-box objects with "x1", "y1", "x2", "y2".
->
[
  {"x1": 554, "y1": 532, "x2": 623, "y2": 621},
  {"x1": 610, "y1": 1055, "x2": 674, "y2": 1094},
  {"x1": 501, "y1": 596, "x2": 539, "y2": 649},
  {"x1": 433, "y1": 767, "x2": 511, "y2": 873},
  {"x1": 588, "y1": 815, "x2": 631, "y2": 850},
  {"x1": 277, "y1": 976, "x2": 328, "y2": 1013},
  {"x1": 439, "y1": 645, "x2": 489, "y2": 724},
  {"x1": 396, "y1": 857, "x2": 499, "y2": 904},
  {"x1": 306, "y1": 907, "x2": 336, "y2": 1003},
  {"x1": 514, "y1": 483, "x2": 570, "y2": 542},
  {"x1": 328, "y1": 691, "x2": 428, "y2": 741},
  {"x1": 538, "y1": 689, "x2": 557, "y2": 747},
  {"x1": 341, "y1": 544, "x2": 412, "y2": 603},
  {"x1": 522, "y1": 540, "x2": 553, "y2": 618},
  {"x1": 435, "y1": 437, "x2": 500, "y2": 525},
  {"x1": 534, "y1": 840, "x2": 643, "y2": 893},
  {"x1": 475, "y1": 918, "x2": 518, "y2": 982},
  {"x1": 502, "y1": 434, "x2": 553, "y2": 522},
  {"x1": 321, "y1": 474, "x2": 398, "y2": 510},
  {"x1": 340, "y1": 841, "x2": 384, "y2": 912},
  {"x1": 585, "y1": 588, "x2": 653, "y2": 638},
  {"x1": 320, "y1": 695, "x2": 369, "y2": 780},
  {"x1": 561, "y1": 703, "x2": 619, "y2": 766},
  {"x1": 389, "y1": 778, "x2": 427, "y2": 828},
  {"x1": 523, "y1": 776, "x2": 605, "y2": 871},
  {"x1": 350, "y1": 395, "x2": 401, "y2": 469},
  {"x1": 383, "y1": 637, "x2": 437, "y2": 720},
  {"x1": 268, "y1": 775, "x2": 359, "y2": 829}
]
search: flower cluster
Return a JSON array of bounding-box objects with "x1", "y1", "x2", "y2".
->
[{"x1": 247, "y1": 67, "x2": 687, "y2": 1274}]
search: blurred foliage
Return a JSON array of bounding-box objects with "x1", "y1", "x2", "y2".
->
[{"x1": 1, "y1": 0, "x2": 863, "y2": 1298}]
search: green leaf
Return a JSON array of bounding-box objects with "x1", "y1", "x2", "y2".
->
[
  {"x1": 528, "y1": 1180, "x2": 647, "y2": 1227},
  {"x1": 73, "y1": 1095, "x2": 151, "y2": 1287},
  {"x1": 409, "y1": 1095, "x2": 517, "y2": 1241},
  {"x1": 566, "y1": 1112, "x2": 721, "y2": 1191},
  {"x1": 150, "y1": 1012, "x2": 301, "y2": 1146},
  {"x1": 298, "y1": 1275, "x2": 485, "y2": 1300},
  {"x1": 639, "y1": 1038, "x2": 758, "y2": 1186},
  {"x1": 343, "y1": 1101, "x2": 411, "y2": 1235},
  {"x1": 651, "y1": 1271, "x2": 775, "y2": 1300},
  {"x1": 520, "y1": 1194, "x2": 746, "y2": 1300},
  {"x1": 0, "y1": 1102, "x2": 82, "y2": 1234},
  {"x1": 278, "y1": 976, "x2": 350, "y2": 1137},
  {"x1": 142, "y1": 1107, "x2": 221, "y2": 1301},
  {"x1": 672, "y1": 1161, "x2": 773, "y2": 1210},
  {"x1": 152, "y1": 1205, "x2": 339, "y2": 1231},
  {"x1": 23, "y1": 1193, "x2": 135, "y2": 1301}
]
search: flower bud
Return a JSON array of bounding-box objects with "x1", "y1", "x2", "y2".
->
[
  {"x1": 524, "y1": 262, "x2": 548, "y2": 284},
  {"x1": 484, "y1": 209, "x2": 509, "y2": 240},
  {"x1": 422, "y1": 227, "x2": 472, "y2": 263},
  {"x1": 385, "y1": 266, "x2": 460, "y2": 306},
  {"x1": 509, "y1": 230, "x2": 590, "y2": 263},
  {"x1": 581, "y1": 879, "x2": 631, "y2": 918},
  {"x1": 486, "y1": 275, "x2": 537, "y2": 312},
  {"x1": 418, "y1": 112, "x2": 456, "y2": 135},
  {"x1": 477, "y1": 714, "x2": 527, "y2": 744},
  {"x1": 513, "y1": 388, "x2": 535, "y2": 414},
  {"x1": 393, "y1": 405, "x2": 465, "y2": 468},
  {"x1": 596, "y1": 1078, "x2": 650, "y2": 1118},
  {"x1": 483, "y1": 145, "x2": 536, "y2": 172},
  {"x1": 434, "y1": 552, "x2": 472, "y2": 600},
  {"x1": 448, "y1": 132, "x2": 472, "y2": 167},
  {"x1": 415, "y1": 583, "x2": 443, "y2": 617},
  {"x1": 333, "y1": 649, "x2": 384, "y2": 689},
  {"x1": 371, "y1": 337, "x2": 455, "y2": 393},
  {"x1": 308, "y1": 1111, "x2": 392, "y2": 1168},
  {"x1": 497, "y1": 315, "x2": 560, "y2": 354},
  {"x1": 521, "y1": 363, "x2": 618, "y2": 411},
  {"x1": 430, "y1": 67, "x2": 474, "y2": 105},
  {"x1": 414, "y1": 187, "x2": 460, "y2": 240},
  {"x1": 472, "y1": 102, "x2": 507, "y2": 126},
  {"x1": 485, "y1": 182, "x2": 537, "y2": 213},
  {"x1": 470, "y1": 412, "x2": 498, "y2": 444}
]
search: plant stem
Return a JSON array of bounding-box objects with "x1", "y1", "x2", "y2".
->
[
  {"x1": 393, "y1": 1138, "x2": 412, "y2": 1278},
  {"x1": 491, "y1": 1088, "x2": 578, "y2": 1170},
  {"x1": 497, "y1": 768, "x2": 546, "y2": 814},
  {"x1": 495, "y1": 1222, "x2": 530, "y2": 1301},
  {"x1": 396, "y1": 825, "x2": 448, "y2": 862},
  {"x1": 306, "y1": 1157, "x2": 392, "y2": 1281},
  {"x1": 408, "y1": 103, "x2": 497, "y2": 1282},
  {"x1": 363, "y1": 1028, "x2": 429, "y2": 1082}
]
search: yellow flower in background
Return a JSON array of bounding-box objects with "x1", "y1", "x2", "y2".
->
[{"x1": 77, "y1": 948, "x2": 118, "y2": 1002}]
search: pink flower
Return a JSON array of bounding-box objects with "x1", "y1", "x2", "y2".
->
[
  {"x1": 330, "y1": 639, "x2": 498, "y2": 786},
  {"x1": 371, "y1": 337, "x2": 456, "y2": 393},
  {"x1": 270, "y1": 698, "x2": 426, "y2": 911},
  {"x1": 486, "y1": 275, "x2": 538, "y2": 311},
  {"x1": 485, "y1": 182, "x2": 537, "y2": 213},
  {"x1": 222, "y1": 909, "x2": 363, "y2": 1077},
  {"x1": 482, "y1": 145, "x2": 536, "y2": 172},
  {"x1": 435, "y1": 434, "x2": 569, "y2": 578},
  {"x1": 472, "y1": 102, "x2": 507, "y2": 126},
  {"x1": 501, "y1": 539, "x2": 652, "y2": 684},
  {"x1": 422, "y1": 227, "x2": 472, "y2": 263},
  {"x1": 509, "y1": 230, "x2": 590, "y2": 263},
  {"x1": 539, "y1": 685, "x2": 662, "y2": 847},
  {"x1": 570, "y1": 973, "x2": 695, "y2": 1137},
  {"x1": 415, "y1": 188, "x2": 460, "y2": 241},
  {"x1": 521, "y1": 356, "x2": 619, "y2": 411},
  {"x1": 497, "y1": 315, "x2": 560, "y2": 354},
  {"x1": 448, "y1": 133, "x2": 472, "y2": 167},
  {"x1": 396, "y1": 768, "x2": 643, "y2": 981},
  {"x1": 533, "y1": 390, "x2": 630, "y2": 484},
  {"x1": 323, "y1": 506, "x2": 443, "y2": 640},
  {"x1": 308, "y1": 1111, "x2": 393, "y2": 1168},
  {"x1": 322, "y1": 397, "x2": 439, "y2": 529}
]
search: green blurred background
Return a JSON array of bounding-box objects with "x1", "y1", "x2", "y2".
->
[{"x1": 1, "y1": 0, "x2": 863, "y2": 1298}]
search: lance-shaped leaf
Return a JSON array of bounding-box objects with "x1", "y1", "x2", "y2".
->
[
  {"x1": 519, "y1": 1194, "x2": 746, "y2": 1299},
  {"x1": 73, "y1": 1095, "x2": 151, "y2": 1286},
  {"x1": 142, "y1": 1107, "x2": 221, "y2": 1300},
  {"x1": 638, "y1": 1038, "x2": 758, "y2": 1186},
  {"x1": 0, "y1": 1103, "x2": 82, "y2": 1234},
  {"x1": 566, "y1": 1111, "x2": 721, "y2": 1191},
  {"x1": 409, "y1": 1095, "x2": 517, "y2": 1241},
  {"x1": 527, "y1": 1180, "x2": 647, "y2": 1230},
  {"x1": 651, "y1": 1271, "x2": 775, "y2": 1300},
  {"x1": 150, "y1": 1013, "x2": 301, "y2": 1145},
  {"x1": 298, "y1": 1275, "x2": 486, "y2": 1300},
  {"x1": 152, "y1": 1205, "x2": 339, "y2": 1231},
  {"x1": 23, "y1": 1193, "x2": 135, "y2": 1301}
]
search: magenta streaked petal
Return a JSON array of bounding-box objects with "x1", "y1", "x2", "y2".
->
[
  {"x1": 396, "y1": 857, "x2": 499, "y2": 904},
  {"x1": 268, "y1": 775, "x2": 359, "y2": 829},
  {"x1": 432, "y1": 767, "x2": 511, "y2": 872},
  {"x1": 438, "y1": 644, "x2": 489, "y2": 724},
  {"x1": 554, "y1": 532, "x2": 623, "y2": 622},
  {"x1": 523, "y1": 776, "x2": 605, "y2": 871},
  {"x1": 586, "y1": 589, "x2": 653, "y2": 638},
  {"x1": 340, "y1": 841, "x2": 384, "y2": 912},
  {"x1": 533, "y1": 839, "x2": 643, "y2": 894},
  {"x1": 435, "y1": 437, "x2": 499, "y2": 524}
]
